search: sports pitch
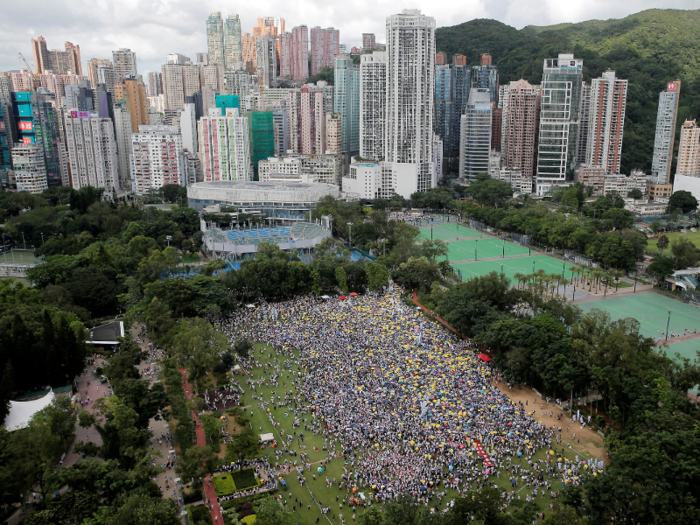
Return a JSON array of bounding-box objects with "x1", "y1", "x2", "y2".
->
[
  {"x1": 452, "y1": 255, "x2": 574, "y2": 284},
  {"x1": 664, "y1": 338, "x2": 700, "y2": 361},
  {"x1": 442, "y1": 238, "x2": 531, "y2": 263},
  {"x1": 419, "y1": 224, "x2": 484, "y2": 242},
  {"x1": 577, "y1": 294, "x2": 700, "y2": 339}
]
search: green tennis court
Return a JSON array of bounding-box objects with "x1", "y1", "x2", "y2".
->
[
  {"x1": 419, "y1": 224, "x2": 484, "y2": 241},
  {"x1": 664, "y1": 338, "x2": 700, "y2": 361},
  {"x1": 577, "y1": 294, "x2": 700, "y2": 339},
  {"x1": 442, "y1": 238, "x2": 530, "y2": 262},
  {"x1": 452, "y1": 255, "x2": 574, "y2": 283}
]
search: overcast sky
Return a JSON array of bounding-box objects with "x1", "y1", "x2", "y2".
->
[{"x1": 0, "y1": 1, "x2": 694, "y2": 77}]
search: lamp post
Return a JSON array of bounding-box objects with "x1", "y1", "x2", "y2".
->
[
  {"x1": 474, "y1": 239, "x2": 478, "y2": 261},
  {"x1": 41, "y1": 232, "x2": 44, "y2": 246},
  {"x1": 347, "y1": 222, "x2": 353, "y2": 246},
  {"x1": 666, "y1": 310, "x2": 672, "y2": 341},
  {"x1": 166, "y1": 235, "x2": 172, "y2": 247}
]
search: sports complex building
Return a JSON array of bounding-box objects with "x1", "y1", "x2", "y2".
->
[{"x1": 186, "y1": 181, "x2": 341, "y2": 220}]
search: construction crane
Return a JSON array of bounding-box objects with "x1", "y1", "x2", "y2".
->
[{"x1": 18, "y1": 52, "x2": 38, "y2": 79}]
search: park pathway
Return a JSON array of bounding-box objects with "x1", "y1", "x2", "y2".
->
[{"x1": 180, "y1": 368, "x2": 222, "y2": 525}]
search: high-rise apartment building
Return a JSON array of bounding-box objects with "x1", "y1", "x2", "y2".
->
[
  {"x1": 459, "y1": 89, "x2": 492, "y2": 179},
  {"x1": 161, "y1": 64, "x2": 200, "y2": 111},
  {"x1": 31, "y1": 37, "x2": 82, "y2": 75},
  {"x1": 385, "y1": 10, "x2": 437, "y2": 197},
  {"x1": 676, "y1": 119, "x2": 700, "y2": 177},
  {"x1": 325, "y1": 113, "x2": 342, "y2": 154},
  {"x1": 113, "y1": 105, "x2": 133, "y2": 190},
  {"x1": 362, "y1": 34, "x2": 376, "y2": 51},
  {"x1": 501, "y1": 79, "x2": 540, "y2": 182},
  {"x1": 207, "y1": 12, "x2": 225, "y2": 66},
  {"x1": 166, "y1": 53, "x2": 191, "y2": 65},
  {"x1": 130, "y1": 125, "x2": 184, "y2": 194},
  {"x1": 359, "y1": 51, "x2": 387, "y2": 161},
  {"x1": 97, "y1": 65, "x2": 116, "y2": 94},
  {"x1": 310, "y1": 27, "x2": 340, "y2": 76},
  {"x1": 334, "y1": 56, "x2": 360, "y2": 155},
  {"x1": 196, "y1": 53, "x2": 209, "y2": 66},
  {"x1": 272, "y1": 106, "x2": 290, "y2": 156},
  {"x1": 241, "y1": 34, "x2": 257, "y2": 74},
  {"x1": 12, "y1": 142, "x2": 47, "y2": 193},
  {"x1": 148, "y1": 72, "x2": 163, "y2": 96},
  {"x1": 255, "y1": 17, "x2": 284, "y2": 37},
  {"x1": 226, "y1": 69, "x2": 252, "y2": 100},
  {"x1": 651, "y1": 81, "x2": 681, "y2": 183},
  {"x1": 245, "y1": 111, "x2": 275, "y2": 178},
  {"x1": 63, "y1": 82, "x2": 94, "y2": 112},
  {"x1": 10, "y1": 71, "x2": 34, "y2": 92},
  {"x1": 576, "y1": 82, "x2": 591, "y2": 165},
  {"x1": 64, "y1": 111, "x2": 119, "y2": 192},
  {"x1": 535, "y1": 54, "x2": 583, "y2": 196},
  {"x1": 180, "y1": 103, "x2": 198, "y2": 154},
  {"x1": 434, "y1": 54, "x2": 470, "y2": 158},
  {"x1": 198, "y1": 107, "x2": 251, "y2": 182},
  {"x1": 281, "y1": 26, "x2": 310, "y2": 81},
  {"x1": 289, "y1": 84, "x2": 333, "y2": 155},
  {"x1": 471, "y1": 54, "x2": 498, "y2": 104},
  {"x1": 0, "y1": 104, "x2": 11, "y2": 170},
  {"x1": 224, "y1": 15, "x2": 243, "y2": 71},
  {"x1": 86, "y1": 58, "x2": 112, "y2": 88},
  {"x1": 200, "y1": 64, "x2": 225, "y2": 95},
  {"x1": 256, "y1": 37, "x2": 277, "y2": 88},
  {"x1": 38, "y1": 73, "x2": 82, "y2": 101},
  {"x1": 114, "y1": 78, "x2": 148, "y2": 132},
  {"x1": 112, "y1": 49, "x2": 138, "y2": 81},
  {"x1": 585, "y1": 70, "x2": 628, "y2": 174}
]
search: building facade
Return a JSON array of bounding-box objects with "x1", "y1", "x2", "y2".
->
[
  {"x1": 325, "y1": 113, "x2": 342, "y2": 154},
  {"x1": 362, "y1": 34, "x2": 376, "y2": 51},
  {"x1": 148, "y1": 71, "x2": 163, "y2": 96},
  {"x1": 459, "y1": 89, "x2": 492, "y2": 179},
  {"x1": 31, "y1": 37, "x2": 82, "y2": 75},
  {"x1": 198, "y1": 107, "x2": 251, "y2": 182},
  {"x1": 288, "y1": 83, "x2": 333, "y2": 155},
  {"x1": 113, "y1": 78, "x2": 148, "y2": 132},
  {"x1": 359, "y1": 51, "x2": 386, "y2": 161},
  {"x1": 310, "y1": 27, "x2": 340, "y2": 76},
  {"x1": 207, "y1": 12, "x2": 225, "y2": 66},
  {"x1": 651, "y1": 81, "x2": 681, "y2": 183},
  {"x1": 255, "y1": 37, "x2": 277, "y2": 88},
  {"x1": 224, "y1": 14, "x2": 242, "y2": 71},
  {"x1": 676, "y1": 119, "x2": 700, "y2": 177},
  {"x1": 86, "y1": 58, "x2": 113, "y2": 88},
  {"x1": 112, "y1": 48, "x2": 138, "y2": 81},
  {"x1": 334, "y1": 56, "x2": 360, "y2": 155},
  {"x1": 11, "y1": 143, "x2": 47, "y2": 193},
  {"x1": 501, "y1": 79, "x2": 539, "y2": 183},
  {"x1": 471, "y1": 54, "x2": 498, "y2": 104},
  {"x1": 64, "y1": 112, "x2": 119, "y2": 192},
  {"x1": 585, "y1": 70, "x2": 628, "y2": 173},
  {"x1": 130, "y1": 126, "x2": 184, "y2": 194}
]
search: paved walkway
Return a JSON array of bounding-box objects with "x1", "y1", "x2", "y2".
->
[
  {"x1": 180, "y1": 368, "x2": 222, "y2": 525},
  {"x1": 412, "y1": 290, "x2": 459, "y2": 335}
]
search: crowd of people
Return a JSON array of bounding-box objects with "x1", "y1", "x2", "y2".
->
[{"x1": 216, "y1": 287, "x2": 601, "y2": 512}]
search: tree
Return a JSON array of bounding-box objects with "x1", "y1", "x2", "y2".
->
[
  {"x1": 463, "y1": 174, "x2": 513, "y2": 208},
  {"x1": 657, "y1": 234, "x2": 670, "y2": 256},
  {"x1": 671, "y1": 237, "x2": 700, "y2": 269},
  {"x1": 36, "y1": 395, "x2": 78, "y2": 444},
  {"x1": 255, "y1": 497, "x2": 294, "y2": 525},
  {"x1": 234, "y1": 339, "x2": 253, "y2": 359},
  {"x1": 667, "y1": 190, "x2": 698, "y2": 214},
  {"x1": 458, "y1": 271, "x2": 520, "y2": 312},
  {"x1": 420, "y1": 239, "x2": 448, "y2": 262},
  {"x1": 225, "y1": 429, "x2": 258, "y2": 464},
  {"x1": 391, "y1": 256, "x2": 442, "y2": 293},
  {"x1": 107, "y1": 494, "x2": 180, "y2": 525},
  {"x1": 113, "y1": 379, "x2": 168, "y2": 429},
  {"x1": 170, "y1": 318, "x2": 228, "y2": 387},
  {"x1": 160, "y1": 184, "x2": 182, "y2": 204},
  {"x1": 648, "y1": 255, "x2": 675, "y2": 285},
  {"x1": 0, "y1": 361, "x2": 14, "y2": 424},
  {"x1": 177, "y1": 446, "x2": 218, "y2": 490},
  {"x1": 366, "y1": 261, "x2": 390, "y2": 291},
  {"x1": 627, "y1": 188, "x2": 644, "y2": 200}
]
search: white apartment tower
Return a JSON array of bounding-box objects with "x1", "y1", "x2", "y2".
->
[
  {"x1": 651, "y1": 81, "x2": 681, "y2": 183},
  {"x1": 385, "y1": 10, "x2": 437, "y2": 197},
  {"x1": 112, "y1": 48, "x2": 138, "y2": 81},
  {"x1": 585, "y1": 70, "x2": 628, "y2": 174},
  {"x1": 359, "y1": 51, "x2": 387, "y2": 161},
  {"x1": 535, "y1": 54, "x2": 584, "y2": 196},
  {"x1": 130, "y1": 126, "x2": 185, "y2": 194},
  {"x1": 12, "y1": 143, "x2": 47, "y2": 194},
  {"x1": 459, "y1": 89, "x2": 492, "y2": 179},
  {"x1": 676, "y1": 119, "x2": 700, "y2": 177},
  {"x1": 198, "y1": 107, "x2": 252, "y2": 182},
  {"x1": 64, "y1": 112, "x2": 120, "y2": 192},
  {"x1": 113, "y1": 105, "x2": 133, "y2": 191},
  {"x1": 180, "y1": 103, "x2": 198, "y2": 154}
]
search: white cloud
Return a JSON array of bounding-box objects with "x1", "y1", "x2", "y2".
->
[{"x1": 0, "y1": 0, "x2": 694, "y2": 75}]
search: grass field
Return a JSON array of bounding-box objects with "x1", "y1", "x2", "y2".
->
[
  {"x1": 452, "y1": 255, "x2": 574, "y2": 284},
  {"x1": 225, "y1": 342, "x2": 598, "y2": 525},
  {"x1": 577, "y1": 293, "x2": 700, "y2": 339},
  {"x1": 647, "y1": 230, "x2": 700, "y2": 253},
  {"x1": 440, "y1": 239, "x2": 530, "y2": 263},
  {"x1": 419, "y1": 224, "x2": 484, "y2": 242}
]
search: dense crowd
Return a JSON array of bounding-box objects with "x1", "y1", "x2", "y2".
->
[{"x1": 218, "y1": 287, "x2": 601, "y2": 510}]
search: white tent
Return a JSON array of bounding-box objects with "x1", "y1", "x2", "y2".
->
[
  {"x1": 259, "y1": 433, "x2": 275, "y2": 442},
  {"x1": 4, "y1": 390, "x2": 55, "y2": 431}
]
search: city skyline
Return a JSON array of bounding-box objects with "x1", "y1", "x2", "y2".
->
[{"x1": 0, "y1": 2, "x2": 690, "y2": 75}]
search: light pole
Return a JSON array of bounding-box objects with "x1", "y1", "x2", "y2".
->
[
  {"x1": 666, "y1": 310, "x2": 672, "y2": 341},
  {"x1": 41, "y1": 232, "x2": 44, "y2": 246},
  {"x1": 347, "y1": 222, "x2": 353, "y2": 246},
  {"x1": 474, "y1": 239, "x2": 478, "y2": 261},
  {"x1": 166, "y1": 235, "x2": 172, "y2": 247}
]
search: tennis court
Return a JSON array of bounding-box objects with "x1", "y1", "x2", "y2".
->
[
  {"x1": 664, "y1": 338, "x2": 700, "y2": 361},
  {"x1": 441, "y1": 238, "x2": 530, "y2": 262},
  {"x1": 452, "y1": 255, "x2": 574, "y2": 284},
  {"x1": 577, "y1": 294, "x2": 700, "y2": 339},
  {"x1": 419, "y1": 224, "x2": 483, "y2": 242}
]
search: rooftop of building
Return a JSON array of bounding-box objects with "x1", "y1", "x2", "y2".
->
[{"x1": 189, "y1": 180, "x2": 339, "y2": 192}]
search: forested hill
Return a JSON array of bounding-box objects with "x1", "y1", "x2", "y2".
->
[{"x1": 436, "y1": 9, "x2": 700, "y2": 176}]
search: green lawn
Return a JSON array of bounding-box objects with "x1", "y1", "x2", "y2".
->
[
  {"x1": 226, "y1": 342, "x2": 600, "y2": 524},
  {"x1": 231, "y1": 468, "x2": 260, "y2": 490},
  {"x1": 647, "y1": 230, "x2": 700, "y2": 253},
  {"x1": 213, "y1": 473, "x2": 237, "y2": 497}
]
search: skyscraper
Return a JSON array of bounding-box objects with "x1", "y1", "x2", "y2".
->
[
  {"x1": 651, "y1": 81, "x2": 681, "y2": 183},
  {"x1": 113, "y1": 105, "x2": 133, "y2": 190},
  {"x1": 113, "y1": 78, "x2": 148, "y2": 132},
  {"x1": 198, "y1": 107, "x2": 251, "y2": 182},
  {"x1": 362, "y1": 34, "x2": 376, "y2": 51},
  {"x1": 241, "y1": 34, "x2": 257, "y2": 74},
  {"x1": 64, "y1": 111, "x2": 119, "y2": 192},
  {"x1": 501, "y1": 79, "x2": 540, "y2": 181},
  {"x1": 12, "y1": 143, "x2": 47, "y2": 193},
  {"x1": 325, "y1": 114, "x2": 342, "y2": 154},
  {"x1": 86, "y1": 58, "x2": 113, "y2": 88},
  {"x1": 97, "y1": 65, "x2": 116, "y2": 94},
  {"x1": 207, "y1": 12, "x2": 225, "y2": 66},
  {"x1": 576, "y1": 82, "x2": 591, "y2": 165},
  {"x1": 676, "y1": 120, "x2": 700, "y2": 177},
  {"x1": 310, "y1": 27, "x2": 340, "y2": 76},
  {"x1": 585, "y1": 70, "x2": 628, "y2": 174},
  {"x1": 256, "y1": 37, "x2": 277, "y2": 88},
  {"x1": 283, "y1": 26, "x2": 309, "y2": 81},
  {"x1": 148, "y1": 72, "x2": 163, "y2": 96},
  {"x1": 224, "y1": 15, "x2": 242, "y2": 71},
  {"x1": 112, "y1": 49, "x2": 138, "y2": 81},
  {"x1": 0, "y1": 103, "x2": 11, "y2": 170},
  {"x1": 459, "y1": 89, "x2": 492, "y2": 179},
  {"x1": 289, "y1": 84, "x2": 332, "y2": 155},
  {"x1": 535, "y1": 53, "x2": 583, "y2": 196},
  {"x1": 359, "y1": 51, "x2": 386, "y2": 161},
  {"x1": 433, "y1": 54, "x2": 470, "y2": 159},
  {"x1": 31, "y1": 37, "x2": 82, "y2": 75},
  {"x1": 471, "y1": 54, "x2": 498, "y2": 104},
  {"x1": 385, "y1": 10, "x2": 437, "y2": 196},
  {"x1": 334, "y1": 56, "x2": 360, "y2": 155},
  {"x1": 130, "y1": 126, "x2": 185, "y2": 194},
  {"x1": 161, "y1": 64, "x2": 201, "y2": 111}
]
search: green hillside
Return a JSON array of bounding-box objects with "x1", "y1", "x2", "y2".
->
[{"x1": 436, "y1": 9, "x2": 700, "y2": 176}]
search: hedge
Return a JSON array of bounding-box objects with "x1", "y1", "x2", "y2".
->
[{"x1": 213, "y1": 473, "x2": 237, "y2": 497}]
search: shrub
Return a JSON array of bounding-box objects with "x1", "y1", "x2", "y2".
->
[
  {"x1": 183, "y1": 488, "x2": 202, "y2": 504},
  {"x1": 221, "y1": 492, "x2": 271, "y2": 509},
  {"x1": 241, "y1": 516, "x2": 256, "y2": 524},
  {"x1": 238, "y1": 509, "x2": 254, "y2": 520},
  {"x1": 213, "y1": 473, "x2": 237, "y2": 497},
  {"x1": 231, "y1": 468, "x2": 259, "y2": 491}
]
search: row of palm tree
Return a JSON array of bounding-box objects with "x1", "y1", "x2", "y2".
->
[
  {"x1": 512, "y1": 266, "x2": 627, "y2": 298},
  {"x1": 568, "y1": 266, "x2": 625, "y2": 293}
]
